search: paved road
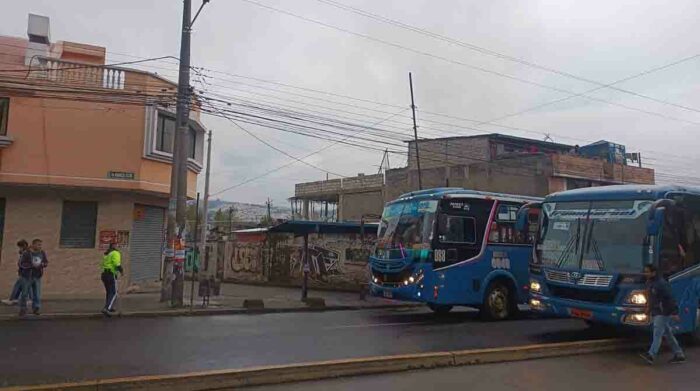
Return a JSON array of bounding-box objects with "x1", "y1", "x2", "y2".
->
[
  {"x1": 0, "y1": 307, "x2": 626, "y2": 387},
  {"x1": 257, "y1": 347, "x2": 699, "y2": 391}
]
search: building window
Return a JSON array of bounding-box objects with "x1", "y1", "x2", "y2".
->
[
  {"x1": 0, "y1": 98, "x2": 9, "y2": 136},
  {"x1": 156, "y1": 113, "x2": 197, "y2": 159},
  {"x1": 188, "y1": 127, "x2": 196, "y2": 159},
  {"x1": 156, "y1": 114, "x2": 176, "y2": 154},
  {"x1": 60, "y1": 201, "x2": 98, "y2": 248}
]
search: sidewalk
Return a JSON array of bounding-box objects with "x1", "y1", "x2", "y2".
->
[{"x1": 0, "y1": 282, "x2": 416, "y2": 320}]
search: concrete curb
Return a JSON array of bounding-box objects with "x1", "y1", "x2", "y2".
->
[
  {"x1": 0, "y1": 303, "x2": 419, "y2": 322},
  {"x1": 2, "y1": 338, "x2": 642, "y2": 390}
]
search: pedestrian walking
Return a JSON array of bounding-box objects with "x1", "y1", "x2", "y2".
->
[
  {"x1": 639, "y1": 264, "x2": 686, "y2": 364},
  {"x1": 101, "y1": 242, "x2": 123, "y2": 317},
  {"x1": 18, "y1": 239, "x2": 48, "y2": 317},
  {"x1": 2, "y1": 240, "x2": 30, "y2": 306}
]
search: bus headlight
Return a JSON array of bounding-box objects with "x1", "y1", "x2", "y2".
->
[
  {"x1": 623, "y1": 313, "x2": 649, "y2": 325},
  {"x1": 530, "y1": 280, "x2": 542, "y2": 293},
  {"x1": 625, "y1": 290, "x2": 647, "y2": 305},
  {"x1": 530, "y1": 299, "x2": 544, "y2": 310},
  {"x1": 408, "y1": 276, "x2": 415, "y2": 284}
]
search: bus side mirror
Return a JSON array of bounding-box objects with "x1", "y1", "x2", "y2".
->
[
  {"x1": 515, "y1": 208, "x2": 529, "y2": 233},
  {"x1": 647, "y1": 199, "x2": 675, "y2": 236},
  {"x1": 516, "y1": 202, "x2": 541, "y2": 233},
  {"x1": 647, "y1": 208, "x2": 665, "y2": 236}
]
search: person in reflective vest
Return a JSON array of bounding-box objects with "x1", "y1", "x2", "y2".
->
[{"x1": 101, "y1": 242, "x2": 123, "y2": 317}]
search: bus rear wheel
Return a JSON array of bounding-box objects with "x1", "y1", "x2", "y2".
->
[
  {"x1": 428, "y1": 303, "x2": 453, "y2": 314},
  {"x1": 481, "y1": 282, "x2": 514, "y2": 321}
]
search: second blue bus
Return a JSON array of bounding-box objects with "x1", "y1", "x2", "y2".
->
[{"x1": 369, "y1": 188, "x2": 541, "y2": 320}]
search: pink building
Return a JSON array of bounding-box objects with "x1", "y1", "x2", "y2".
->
[{"x1": 0, "y1": 15, "x2": 206, "y2": 295}]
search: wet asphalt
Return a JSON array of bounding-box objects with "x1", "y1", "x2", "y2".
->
[{"x1": 0, "y1": 307, "x2": 625, "y2": 387}]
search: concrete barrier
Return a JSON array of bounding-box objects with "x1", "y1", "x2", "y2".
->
[
  {"x1": 302, "y1": 297, "x2": 326, "y2": 308},
  {"x1": 242, "y1": 299, "x2": 265, "y2": 310},
  {"x1": 4, "y1": 338, "x2": 639, "y2": 391}
]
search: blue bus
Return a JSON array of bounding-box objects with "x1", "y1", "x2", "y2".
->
[
  {"x1": 521, "y1": 185, "x2": 700, "y2": 338},
  {"x1": 369, "y1": 188, "x2": 542, "y2": 320}
]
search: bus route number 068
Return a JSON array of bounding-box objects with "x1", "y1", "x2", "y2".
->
[{"x1": 434, "y1": 249, "x2": 446, "y2": 263}]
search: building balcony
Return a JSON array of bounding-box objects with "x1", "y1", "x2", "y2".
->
[{"x1": 551, "y1": 154, "x2": 654, "y2": 184}]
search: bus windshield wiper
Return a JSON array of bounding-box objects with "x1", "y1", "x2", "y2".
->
[
  {"x1": 584, "y1": 220, "x2": 605, "y2": 271},
  {"x1": 556, "y1": 218, "x2": 582, "y2": 268}
]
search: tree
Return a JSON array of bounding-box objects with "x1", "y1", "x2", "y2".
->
[
  {"x1": 259, "y1": 215, "x2": 274, "y2": 227},
  {"x1": 213, "y1": 207, "x2": 237, "y2": 232}
]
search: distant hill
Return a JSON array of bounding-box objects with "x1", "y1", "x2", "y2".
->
[{"x1": 205, "y1": 198, "x2": 291, "y2": 223}]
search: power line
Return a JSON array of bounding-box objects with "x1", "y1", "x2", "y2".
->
[
  {"x1": 209, "y1": 108, "x2": 409, "y2": 196},
  {"x1": 314, "y1": 0, "x2": 700, "y2": 115},
  {"x1": 236, "y1": 0, "x2": 700, "y2": 128},
  {"x1": 205, "y1": 102, "x2": 348, "y2": 178}
]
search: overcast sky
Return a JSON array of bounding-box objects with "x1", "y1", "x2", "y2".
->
[{"x1": 4, "y1": 0, "x2": 700, "y2": 206}]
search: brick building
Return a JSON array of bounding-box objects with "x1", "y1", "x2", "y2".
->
[
  {"x1": 0, "y1": 15, "x2": 206, "y2": 296},
  {"x1": 293, "y1": 134, "x2": 655, "y2": 221}
]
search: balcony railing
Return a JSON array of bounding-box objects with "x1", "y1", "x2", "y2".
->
[{"x1": 35, "y1": 57, "x2": 125, "y2": 90}]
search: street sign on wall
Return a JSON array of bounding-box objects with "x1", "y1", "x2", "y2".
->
[{"x1": 108, "y1": 171, "x2": 135, "y2": 180}]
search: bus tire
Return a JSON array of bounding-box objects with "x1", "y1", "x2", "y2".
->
[
  {"x1": 428, "y1": 303, "x2": 453, "y2": 314},
  {"x1": 481, "y1": 281, "x2": 513, "y2": 321}
]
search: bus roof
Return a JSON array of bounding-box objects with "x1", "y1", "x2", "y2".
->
[
  {"x1": 545, "y1": 184, "x2": 700, "y2": 203},
  {"x1": 391, "y1": 187, "x2": 542, "y2": 205}
]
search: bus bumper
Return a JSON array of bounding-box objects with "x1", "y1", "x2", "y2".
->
[
  {"x1": 529, "y1": 293, "x2": 650, "y2": 328},
  {"x1": 369, "y1": 282, "x2": 424, "y2": 303}
]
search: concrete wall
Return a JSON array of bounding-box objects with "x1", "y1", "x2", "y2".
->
[
  {"x1": 460, "y1": 156, "x2": 551, "y2": 197},
  {"x1": 0, "y1": 188, "x2": 167, "y2": 297},
  {"x1": 339, "y1": 191, "x2": 384, "y2": 221},
  {"x1": 550, "y1": 154, "x2": 654, "y2": 185},
  {"x1": 385, "y1": 168, "x2": 411, "y2": 202},
  {"x1": 223, "y1": 232, "x2": 376, "y2": 290},
  {"x1": 407, "y1": 136, "x2": 491, "y2": 170}
]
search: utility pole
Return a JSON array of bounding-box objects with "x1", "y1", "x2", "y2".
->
[
  {"x1": 162, "y1": 0, "x2": 209, "y2": 306},
  {"x1": 409, "y1": 72, "x2": 423, "y2": 190},
  {"x1": 266, "y1": 198, "x2": 272, "y2": 223},
  {"x1": 199, "y1": 130, "x2": 212, "y2": 279},
  {"x1": 228, "y1": 207, "x2": 234, "y2": 234},
  {"x1": 190, "y1": 192, "x2": 199, "y2": 310}
]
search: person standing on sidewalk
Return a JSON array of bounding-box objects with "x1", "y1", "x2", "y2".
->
[
  {"x1": 101, "y1": 242, "x2": 123, "y2": 317},
  {"x1": 2, "y1": 240, "x2": 29, "y2": 305},
  {"x1": 640, "y1": 264, "x2": 686, "y2": 364},
  {"x1": 18, "y1": 239, "x2": 48, "y2": 317}
]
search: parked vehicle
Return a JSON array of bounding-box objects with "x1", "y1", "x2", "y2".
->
[{"x1": 369, "y1": 188, "x2": 541, "y2": 320}]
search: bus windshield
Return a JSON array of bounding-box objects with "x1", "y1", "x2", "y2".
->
[
  {"x1": 377, "y1": 199, "x2": 438, "y2": 250},
  {"x1": 537, "y1": 200, "x2": 653, "y2": 273}
]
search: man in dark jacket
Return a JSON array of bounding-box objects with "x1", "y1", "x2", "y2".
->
[
  {"x1": 639, "y1": 264, "x2": 686, "y2": 364},
  {"x1": 18, "y1": 239, "x2": 48, "y2": 317}
]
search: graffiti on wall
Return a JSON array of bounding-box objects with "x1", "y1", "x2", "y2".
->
[
  {"x1": 230, "y1": 245, "x2": 261, "y2": 273},
  {"x1": 289, "y1": 245, "x2": 341, "y2": 280},
  {"x1": 223, "y1": 232, "x2": 376, "y2": 289}
]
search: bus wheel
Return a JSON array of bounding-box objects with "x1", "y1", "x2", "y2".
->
[
  {"x1": 428, "y1": 303, "x2": 453, "y2": 314},
  {"x1": 482, "y1": 282, "x2": 511, "y2": 321}
]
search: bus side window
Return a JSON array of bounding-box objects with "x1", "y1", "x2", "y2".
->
[
  {"x1": 491, "y1": 204, "x2": 527, "y2": 245},
  {"x1": 660, "y1": 198, "x2": 700, "y2": 277},
  {"x1": 438, "y1": 215, "x2": 476, "y2": 244}
]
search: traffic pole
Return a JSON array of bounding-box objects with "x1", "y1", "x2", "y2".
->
[{"x1": 199, "y1": 130, "x2": 212, "y2": 279}]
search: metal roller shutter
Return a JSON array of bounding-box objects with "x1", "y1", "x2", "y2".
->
[{"x1": 130, "y1": 205, "x2": 165, "y2": 283}]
